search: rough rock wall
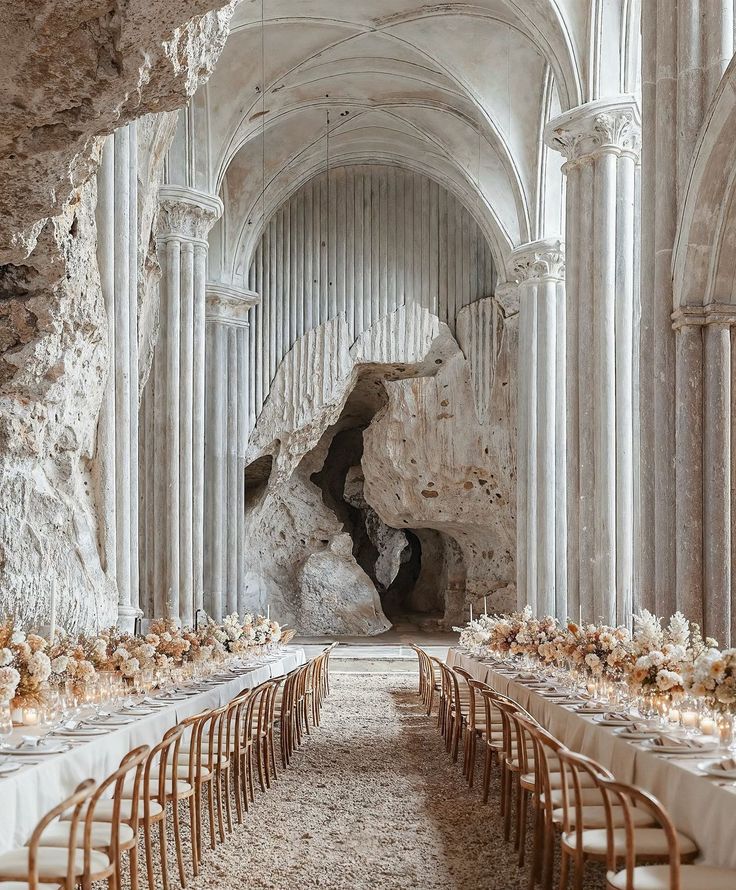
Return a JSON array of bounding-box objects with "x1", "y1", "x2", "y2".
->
[
  {"x1": 244, "y1": 301, "x2": 517, "y2": 634},
  {"x1": 0, "y1": 0, "x2": 236, "y2": 631}
]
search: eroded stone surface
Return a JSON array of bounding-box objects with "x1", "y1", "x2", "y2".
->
[
  {"x1": 0, "y1": 0, "x2": 235, "y2": 632},
  {"x1": 243, "y1": 303, "x2": 516, "y2": 634}
]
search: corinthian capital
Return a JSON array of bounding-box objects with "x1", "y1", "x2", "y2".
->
[
  {"x1": 511, "y1": 238, "x2": 565, "y2": 284},
  {"x1": 544, "y1": 96, "x2": 641, "y2": 164},
  {"x1": 206, "y1": 282, "x2": 260, "y2": 328},
  {"x1": 157, "y1": 185, "x2": 223, "y2": 244}
]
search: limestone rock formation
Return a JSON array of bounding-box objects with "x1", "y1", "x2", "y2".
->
[
  {"x1": 0, "y1": 0, "x2": 235, "y2": 632},
  {"x1": 243, "y1": 301, "x2": 516, "y2": 634}
]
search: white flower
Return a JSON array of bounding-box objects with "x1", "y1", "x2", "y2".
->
[
  {"x1": 667, "y1": 612, "x2": 690, "y2": 648},
  {"x1": 113, "y1": 647, "x2": 130, "y2": 661},
  {"x1": 51, "y1": 655, "x2": 69, "y2": 674},
  {"x1": 0, "y1": 666, "x2": 20, "y2": 701},
  {"x1": 656, "y1": 670, "x2": 682, "y2": 692},
  {"x1": 10, "y1": 631, "x2": 26, "y2": 645},
  {"x1": 27, "y1": 652, "x2": 51, "y2": 681},
  {"x1": 0, "y1": 648, "x2": 12, "y2": 667}
]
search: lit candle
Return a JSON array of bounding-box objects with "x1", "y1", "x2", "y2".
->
[
  {"x1": 668, "y1": 708, "x2": 680, "y2": 724},
  {"x1": 484, "y1": 596, "x2": 488, "y2": 616},
  {"x1": 681, "y1": 709, "x2": 698, "y2": 729},
  {"x1": 700, "y1": 717, "x2": 717, "y2": 736},
  {"x1": 470, "y1": 604, "x2": 473, "y2": 622},
  {"x1": 266, "y1": 603, "x2": 270, "y2": 620},
  {"x1": 49, "y1": 579, "x2": 56, "y2": 644},
  {"x1": 23, "y1": 708, "x2": 39, "y2": 726}
]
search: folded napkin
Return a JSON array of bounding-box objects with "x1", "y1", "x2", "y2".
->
[
  {"x1": 652, "y1": 735, "x2": 710, "y2": 749},
  {"x1": 628, "y1": 722, "x2": 654, "y2": 733},
  {"x1": 603, "y1": 712, "x2": 633, "y2": 722},
  {"x1": 712, "y1": 757, "x2": 736, "y2": 771},
  {"x1": 18, "y1": 736, "x2": 42, "y2": 749}
]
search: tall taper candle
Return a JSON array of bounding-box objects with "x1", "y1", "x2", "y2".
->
[
  {"x1": 484, "y1": 596, "x2": 488, "y2": 616},
  {"x1": 49, "y1": 579, "x2": 56, "y2": 643},
  {"x1": 470, "y1": 603, "x2": 473, "y2": 622},
  {"x1": 267, "y1": 603, "x2": 270, "y2": 620}
]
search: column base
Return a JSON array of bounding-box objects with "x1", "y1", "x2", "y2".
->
[{"x1": 116, "y1": 604, "x2": 142, "y2": 633}]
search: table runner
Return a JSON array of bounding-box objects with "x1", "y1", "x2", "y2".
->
[
  {"x1": 447, "y1": 648, "x2": 736, "y2": 869},
  {"x1": 0, "y1": 647, "x2": 305, "y2": 852}
]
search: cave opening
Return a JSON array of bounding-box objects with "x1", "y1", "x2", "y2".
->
[{"x1": 309, "y1": 382, "x2": 447, "y2": 629}]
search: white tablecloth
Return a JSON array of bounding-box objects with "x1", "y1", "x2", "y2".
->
[
  {"x1": 447, "y1": 649, "x2": 736, "y2": 869},
  {"x1": 0, "y1": 647, "x2": 305, "y2": 853}
]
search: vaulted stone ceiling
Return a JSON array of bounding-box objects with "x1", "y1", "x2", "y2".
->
[{"x1": 184, "y1": 0, "x2": 640, "y2": 287}]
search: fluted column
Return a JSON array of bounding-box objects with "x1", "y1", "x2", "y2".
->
[
  {"x1": 95, "y1": 124, "x2": 140, "y2": 632},
  {"x1": 204, "y1": 285, "x2": 258, "y2": 621},
  {"x1": 546, "y1": 97, "x2": 641, "y2": 626},
  {"x1": 513, "y1": 240, "x2": 565, "y2": 619},
  {"x1": 672, "y1": 305, "x2": 736, "y2": 644},
  {"x1": 142, "y1": 186, "x2": 221, "y2": 624}
]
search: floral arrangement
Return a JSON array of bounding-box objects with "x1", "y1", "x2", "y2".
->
[
  {"x1": 453, "y1": 603, "x2": 736, "y2": 714},
  {"x1": 0, "y1": 611, "x2": 290, "y2": 709}
]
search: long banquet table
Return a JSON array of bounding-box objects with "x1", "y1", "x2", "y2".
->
[
  {"x1": 0, "y1": 647, "x2": 306, "y2": 853},
  {"x1": 447, "y1": 648, "x2": 736, "y2": 869}
]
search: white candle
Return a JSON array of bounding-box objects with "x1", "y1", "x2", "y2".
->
[
  {"x1": 700, "y1": 717, "x2": 717, "y2": 736},
  {"x1": 49, "y1": 579, "x2": 56, "y2": 643},
  {"x1": 470, "y1": 604, "x2": 473, "y2": 622},
  {"x1": 267, "y1": 603, "x2": 270, "y2": 620},
  {"x1": 484, "y1": 596, "x2": 488, "y2": 616},
  {"x1": 681, "y1": 710, "x2": 698, "y2": 729}
]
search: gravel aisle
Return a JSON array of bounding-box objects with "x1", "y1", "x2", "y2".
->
[{"x1": 190, "y1": 673, "x2": 606, "y2": 890}]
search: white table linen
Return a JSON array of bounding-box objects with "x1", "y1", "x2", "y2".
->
[
  {"x1": 0, "y1": 647, "x2": 305, "y2": 853},
  {"x1": 447, "y1": 649, "x2": 736, "y2": 869}
]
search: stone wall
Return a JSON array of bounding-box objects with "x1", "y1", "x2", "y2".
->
[{"x1": 0, "y1": 0, "x2": 236, "y2": 632}]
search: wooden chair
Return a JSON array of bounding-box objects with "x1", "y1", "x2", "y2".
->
[
  {"x1": 476, "y1": 683, "x2": 508, "y2": 804},
  {"x1": 595, "y1": 776, "x2": 730, "y2": 890},
  {"x1": 40, "y1": 745, "x2": 149, "y2": 890},
  {"x1": 431, "y1": 657, "x2": 449, "y2": 738},
  {"x1": 274, "y1": 667, "x2": 301, "y2": 768},
  {"x1": 0, "y1": 779, "x2": 97, "y2": 889},
  {"x1": 555, "y1": 748, "x2": 696, "y2": 890},
  {"x1": 122, "y1": 722, "x2": 190, "y2": 890}
]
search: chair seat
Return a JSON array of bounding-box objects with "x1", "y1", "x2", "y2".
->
[
  {"x1": 0, "y1": 883, "x2": 60, "y2": 890},
  {"x1": 563, "y1": 827, "x2": 697, "y2": 858},
  {"x1": 607, "y1": 865, "x2": 736, "y2": 890},
  {"x1": 541, "y1": 787, "x2": 606, "y2": 807},
  {"x1": 121, "y1": 779, "x2": 193, "y2": 799},
  {"x1": 93, "y1": 798, "x2": 163, "y2": 821},
  {"x1": 39, "y1": 820, "x2": 136, "y2": 849},
  {"x1": 552, "y1": 804, "x2": 655, "y2": 829},
  {"x1": 0, "y1": 847, "x2": 110, "y2": 880},
  {"x1": 547, "y1": 770, "x2": 596, "y2": 790}
]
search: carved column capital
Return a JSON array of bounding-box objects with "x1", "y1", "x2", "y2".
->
[
  {"x1": 511, "y1": 238, "x2": 565, "y2": 284},
  {"x1": 544, "y1": 96, "x2": 641, "y2": 166},
  {"x1": 157, "y1": 186, "x2": 223, "y2": 246},
  {"x1": 205, "y1": 282, "x2": 260, "y2": 328},
  {"x1": 671, "y1": 302, "x2": 736, "y2": 330}
]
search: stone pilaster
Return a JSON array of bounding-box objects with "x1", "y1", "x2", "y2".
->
[
  {"x1": 140, "y1": 186, "x2": 221, "y2": 625},
  {"x1": 204, "y1": 284, "x2": 258, "y2": 621},
  {"x1": 546, "y1": 97, "x2": 640, "y2": 626},
  {"x1": 511, "y1": 240, "x2": 565, "y2": 620},
  {"x1": 96, "y1": 124, "x2": 141, "y2": 632}
]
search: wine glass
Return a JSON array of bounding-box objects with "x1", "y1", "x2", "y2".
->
[{"x1": 0, "y1": 702, "x2": 13, "y2": 750}]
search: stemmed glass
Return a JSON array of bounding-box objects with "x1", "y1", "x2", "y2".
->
[{"x1": 0, "y1": 702, "x2": 13, "y2": 750}]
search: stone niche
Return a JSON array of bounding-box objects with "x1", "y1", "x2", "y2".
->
[{"x1": 243, "y1": 302, "x2": 517, "y2": 635}]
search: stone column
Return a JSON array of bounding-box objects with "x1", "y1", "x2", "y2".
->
[
  {"x1": 204, "y1": 285, "x2": 258, "y2": 621},
  {"x1": 512, "y1": 240, "x2": 565, "y2": 619},
  {"x1": 95, "y1": 124, "x2": 140, "y2": 632},
  {"x1": 546, "y1": 97, "x2": 641, "y2": 626},
  {"x1": 672, "y1": 304, "x2": 736, "y2": 644},
  {"x1": 146, "y1": 186, "x2": 222, "y2": 625},
  {"x1": 641, "y1": 1, "x2": 734, "y2": 623}
]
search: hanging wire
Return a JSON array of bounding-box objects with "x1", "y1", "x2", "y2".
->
[
  {"x1": 326, "y1": 109, "x2": 331, "y2": 290},
  {"x1": 260, "y1": 0, "x2": 266, "y2": 229}
]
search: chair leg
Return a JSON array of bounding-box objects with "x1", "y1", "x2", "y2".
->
[
  {"x1": 518, "y1": 789, "x2": 529, "y2": 866},
  {"x1": 143, "y1": 818, "x2": 155, "y2": 890},
  {"x1": 223, "y1": 767, "x2": 233, "y2": 832},
  {"x1": 172, "y1": 799, "x2": 186, "y2": 888},
  {"x1": 558, "y1": 848, "x2": 569, "y2": 890},
  {"x1": 189, "y1": 794, "x2": 199, "y2": 877},
  {"x1": 159, "y1": 817, "x2": 170, "y2": 890},
  {"x1": 207, "y1": 782, "x2": 216, "y2": 849},
  {"x1": 129, "y1": 843, "x2": 139, "y2": 890},
  {"x1": 215, "y1": 770, "x2": 226, "y2": 842},
  {"x1": 482, "y1": 745, "x2": 493, "y2": 804}
]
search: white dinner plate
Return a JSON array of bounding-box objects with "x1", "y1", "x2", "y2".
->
[
  {"x1": 615, "y1": 729, "x2": 661, "y2": 740},
  {"x1": 594, "y1": 716, "x2": 637, "y2": 727},
  {"x1": 698, "y1": 760, "x2": 736, "y2": 778},
  {"x1": 54, "y1": 726, "x2": 110, "y2": 737},
  {"x1": 4, "y1": 740, "x2": 68, "y2": 755},
  {"x1": 641, "y1": 739, "x2": 718, "y2": 754},
  {"x1": 573, "y1": 705, "x2": 610, "y2": 715}
]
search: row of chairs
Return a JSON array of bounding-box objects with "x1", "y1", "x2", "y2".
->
[
  {"x1": 412, "y1": 645, "x2": 736, "y2": 890},
  {"x1": 0, "y1": 644, "x2": 336, "y2": 890}
]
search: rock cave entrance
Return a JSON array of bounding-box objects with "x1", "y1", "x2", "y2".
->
[{"x1": 309, "y1": 373, "x2": 449, "y2": 629}]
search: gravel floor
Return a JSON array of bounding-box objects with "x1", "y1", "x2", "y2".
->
[{"x1": 172, "y1": 672, "x2": 608, "y2": 890}]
